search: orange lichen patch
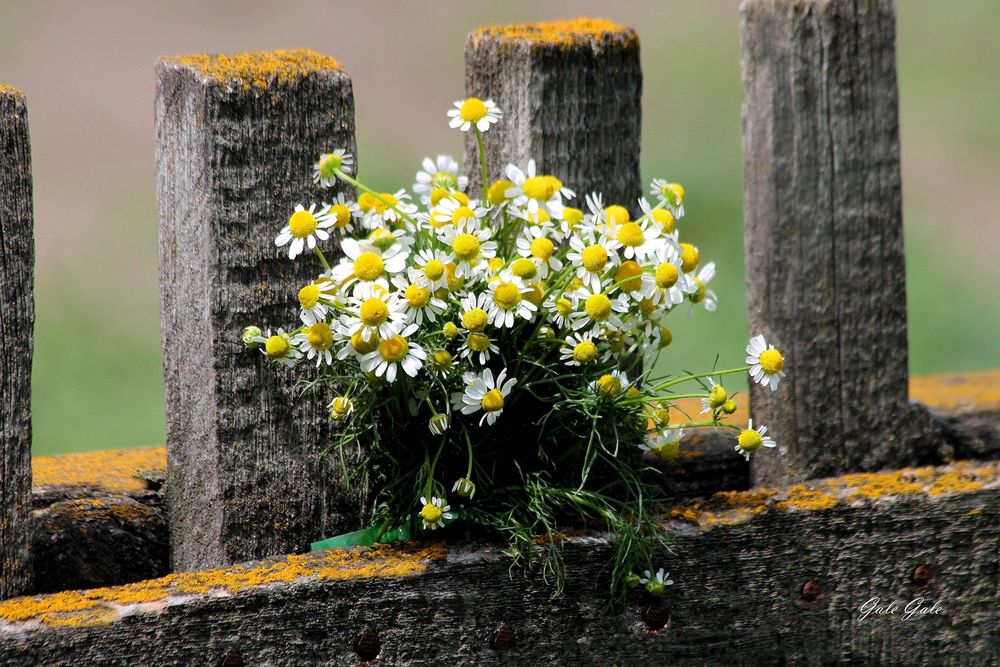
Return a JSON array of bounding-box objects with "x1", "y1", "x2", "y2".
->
[
  {"x1": 57, "y1": 498, "x2": 155, "y2": 522},
  {"x1": 0, "y1": 84, "x2": 23, "y2": 96},
  {"x1": 167, "y1": 49, "x2": 340, "y2": 89},
  {"x1": 909, "y1": 368, "x2": 1000, "y2": 414},
  {"x1": 475, "y1": 18, "x2": 636, "y2": 47},
  {"x1": 776, "y1": 485, "x2": 838, "y2": 511},
  {"x1": 0, "y1": 544, "x2": 445, "y2": 628},
  {"x1": 32, "y1": 446, "x2": 165, "y2": 493}
]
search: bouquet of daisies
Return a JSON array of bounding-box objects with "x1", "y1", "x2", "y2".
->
[{"x1": 243, "y1": 96, "x2": 788, "y2": 602}]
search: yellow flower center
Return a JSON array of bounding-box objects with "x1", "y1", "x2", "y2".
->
[
  {"x1": 524, "y1": 282, "x2": 544, "y2": 306},
  {"x1": 493, "y1": 282, "x2": 522, "y2": 310},
  {"x1": 651, "y1": 209, "x2": 675, "y2": 233},
  {"x1": 655, "y1": 262, "x2": 679, "y2": 289},
  {"x1": 459, "y1": 97, "x2": 488, "y2": 122},
  {"x1": 529, "y1": 237, "x2": 554, "y2": 260},
  {"x1": 453, "y1": 234, "x2": 482, "y2": 261},
  {"x1": 759, "y1": 349, "x2": 784, "y2": 375},
  {"x1": 369, "y1": 193, "x2": 398, "y2": 215},
  {"x1": 328, "y1": 203, "x2": 352, "y2": 228},
  {"x1": 298, "y1": 284, "x2": 321, "y2": 309},
  {"x1": 488, "y1": 180, "x2": 513, "y2": 206},
  {"x1": 668, "y1": 182, "x2": 685, "y2": 203},
  {"x1": 462, "y1": 308, "x2": 489, "y2": 331},
  {"x1": 609, "y1": 333, "x2": 625, "y2": 352},
  {"x1": 357, "y1": 193, "x2": 377, "y2": 212},
  {"x1": 709, "y1": 384, "x2": 728, "y2": 408},
  {"x1": 555, "y1": 298, "x2": 573, "y2": 317},
  {"x1": 638, "y1": 298, "x2": 655, "y2": 317},
  {"x1": 405, "y1": 284, "x2": 431, "y2": 308},
  {"x1": 615, "y1": 260, "x2": 643, "y2": 292},
  {"x1": 379, "y1": 335, "x2": 409, "y2": 363},
  {"x1": 581, "y1": 245, "x2": 609, "y2": 273},
  {"x1": 330, "y1": 396, "x2": 352, "y2": 415},
  {"x1": 467, "y1": 332, "x2": 491, "y2": 352},
  {"x1": 480, "y1": 388, "x2": 505, "y2": 412},
  {"x1": 351, "y1": 330, "x2": 379, "y2": 353},
  {"x1": 585, "y1": 293, "x2": 612, "y2": 321},
  {"x1": 522, "y1": 176, "x2": 558, "y2": 202},
  {"x1": 359, "y1": 298, "x2": 389, "y2": 326},
  {"x1": 431, "y1": 349, "x2": 453, "y2": 370},
  {"x1": 354, "y1": 252, "x2": 385, "y2": 281},
  {"x1": 431, "y1": 171, "x2": 458, "y2": 190},
  {"x1": 605, "y1": 205, "x2": 630, "y2": 226},
  {"x1": 680, "y1": 243, "x2": 699, "y2": 273},
  {"x1": 429, "y1": 188, "x2": 450, "y2": 207},
  {"x1": 511, "y1": 258, "x2": 537, "y2": 280},
  {"x1": 617, "y1": 222, "x2": 644, "y2": 247},
  {"x1": 488, "y1": 257, "x2": 505, "y2": 272},
  {"x1": 691, "y1": 277, "x2": 707, "y2": 303},
  {"x1": 288, "y1": 210, "x2": 318, "y2": 238},
  {"x1": 659, "y1": 324, "x2": 673, "y2": 347},
  {"x1": 369, "y1": 229, "x2": 396, "y2": 251},
  {"x1": 319, "y1": 153, "x2": 342, "y2": 178},
  {"x1": 596, "y1": 374, "x2": 622, "y2": 397},
  {"x1": 307, "y1": 322, "x2": 334, "y2": 351},
  {"x1": 651, "y1": 441, "x2": 680, "y2": 462},
  {"x1": 572, "y1": 340, "x2": 597, "y2": 363},
  {"x1": 452, "y1": 206, "x2": 476, "y2": 223},
  {"x1": 420, "y1": 503, "x2": 443, "y2": 524},
  {"x1": 445, "y1": 263, "x2": 465, "y2": 291},
  {"x1": 442, "y1": 322, "x2": 459, "y2": 339},
  {"x1": 423, "y1": 259, "x2": 445, "y2": 281},
  {"x1": 738, "y1": 428, "x2": 763, "y2": 453},
  {"x1": 563, "y1": 207, "x2": 583, "y2": 227},
  {"x1": 265, "y1": 335, "x2": 289, "y2": 358}
]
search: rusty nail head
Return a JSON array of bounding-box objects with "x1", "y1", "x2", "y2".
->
[
  {"x1": 491, "y1": 623, "x2": 516, "y2": 650},
  {"x1": 801, "y1": 580, "x2": 822, "y2": 602},
  {"x1": 643, "y1": 603, "x2": 670, "y2": 631},
  {"x1": 912, "y1": 564, "x2": 933, "y2": 588},
  {"x1": 354, "y1": 628, "x2": 381, "y2": 661}
]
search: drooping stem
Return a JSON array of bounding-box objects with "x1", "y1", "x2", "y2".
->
[
  {"x1": 474, "y1": 127, "x2": 489, "y2": 201},
  {"x1": 312, "y1": 246, "x2": 330, "y2": 271}
]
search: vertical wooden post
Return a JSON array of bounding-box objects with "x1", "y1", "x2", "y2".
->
[
  {"x1": 464, "y1": 18, "x2": 642, "y2": 207},
  {"x1": 156, "y1": 51, "x2": 361, "y2": 570},
  {"x1": 740, "y1": 0, "x2": 935, "y2": 484},
  {"x1": 0, "y1": 86, "x2": 34, "y2": 598}
]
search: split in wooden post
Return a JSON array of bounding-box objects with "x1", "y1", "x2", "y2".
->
[
  {"x1": 0, "y1": 85, "x2": 34, "y2": 599},
  {"x1": 155, "y1": 50, "x2": 363, "y2": 570},
  {"x1": 739, "y1": 0, "x2": 942, "y2": 485}
]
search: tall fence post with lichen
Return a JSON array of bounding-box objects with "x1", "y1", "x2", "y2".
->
[
  {"x1": 156, "y1": 50, "x2": 363, "y2": 571},
  {"x1": 739, "y1": 0, "x2": 941, "y2": 486},
  {"x1": 0, "y1": 85, "x2": 34, "y2": 600},
  {"x1": 464, "y1": 19, "x2": 642, "y2": 210}
]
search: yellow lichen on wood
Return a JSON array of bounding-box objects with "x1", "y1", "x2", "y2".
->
[
  {"x1": 32, "y1": 447, "x2": 165, "y2": 493},
  {"x1": 0, "y1": 84, "x2": 23, "y2": 96},
  {"x1": 57, "y1": 498, "x2": 155, "y2": 522},
  {"x1": 474, "y1": 18, "x2": 636, "y2": 47},
  {"x1": 909, "y1": 368, "x2": 1000, "y2": 414},
  {"x1": 166, "y1": 49, "x2": 341, "y2": 89},
  {"x1": 0, "y1": 544, "x2": 444, "y2": 628}
]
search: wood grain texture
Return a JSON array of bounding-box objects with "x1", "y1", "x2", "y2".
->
[
  {"x1": 155, "y1": 52, "x2": 363, "y2": 571},
  {"x1": 739, "y1": 0, "x2": 937, "y2": 485},
  {"x1": 0, "y1": 86, "x2": 34, "y2": 599},
  {"x1": 2, "y1": 460, "x2": 997, "y2": 665},
  {"x1": 464, "y1": 19, "x2": 642, "y2": 209}
]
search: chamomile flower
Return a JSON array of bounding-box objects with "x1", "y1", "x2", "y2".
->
[
  {"x1": 452, "y1": 478, "x2": 476, "y2": 499},
  {"x1": 545, "y1": 292, "x2": 578, "y2": 329},
  {"x1": 418, "y1": 496, "x2": 453, "y2": 530},
  {"x1": 391, "y1": 275, "x2": 446, "y2": 325},
  {"x1": 357, "y1": 189, "x2": 417, "y2": 229},
  {"x1": 701, "y1": 380, "x2": 728, "y2": 414},
  {"x1": 458, "y1": 331, "x2": 499, "y2": 365},
  {"x1": 559, "y1": 332, "x2": 600, "y2": 366},
  {"x1": 313, "y1": 149, "x2": 354, "y2": 187},
  {"x1": 297, "y1": 276, "x2": 340, "y2": 326},
  {"x1": 639, "y1": 197, "x2": 678, "y2": 235},
  {"x1": 447, "y1": 97, "x2": 501, "y2": 133},
  {"x1": 566, "y1": 232, "x2": 621, "y2": 293},
  {"x1": 339, "y1": 282, "x2": 407, "y2": 343},
  {"x1": 649, "y1": 178, "x2": 685, "y2": 218},
  {"x1": 328, "y1": 396, "x2": 355, "y2": 420},
  {"x1": 689, "y1": 262, "x2": 717, "y2": 313},
  {"x1": 293, "y1": 321, "x2": 336, "y2": 367},
  {"x1": 336, "y1": 328, "x2": 380, "y2": 362},
  {"x1": 452, "y1": 368, "x2": 517, "y2": 426},
  {"x1": 592, "y1": 370, "x2": 630, "y2": 398},
  {"x1": 275, "y1": 204, "x2": 333, "y2": 260},
  {"x1": 505, "y1": 160, "x2": 575, "y2": 216},
  {"x1": 438, "y1": 219, "x2": 497, "y2": 277},
  {"x1": 360, "y1": 322, "x2": 426, "y2": 383},
  {"x1": 317, "y1": 193, "x2": 361, "y2": 235},
  {"x1": 413, "y1": 155, "x2": 468, "y2": 202},
  {"x1": 432, "y1": 196, "x2": 488, "y2": 228},
  {"x1": 515, "y1": 226, "x2": 563, "y2": 279},
  {"x1": 650, "y1": 244, "x2": 694, "y2": 308},
  {"x1": 254, "y1": 328, "x2": 301, "y2": 367},
  {"x1": 611, "y1": 259, "x2": 657, "y2": 302},
  {"x1": 639, "y1": 430, "x2": 685, "y2": 462},
  {"x1": 570, "y1": 286, "x2": 629, "y2": 333},
  {"x1": 734, "y1": 419, "x2": 777, "y2": 460},
  {"x1": 639, "y1": 568, "x2": 673, "y2": 596},
  {"x1": 458, "y1": 292, "x2": 492, "y2": 332},
  {"x1": 330, "y1": 237, "x2": 409, "y2": 287},
  {"x1": 485, "y1": 272, "x2": 537, "y2": 328},
  {"x1": 745, "y1": 335, "x2": 786, "y2": 391},
  {"x1": 607, "y1": 216, "x2": 663, "y2": 261}
]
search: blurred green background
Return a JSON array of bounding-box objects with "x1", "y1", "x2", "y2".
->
[{"x1": 1, "y1": 1, "x2": 996, "y2": 456}]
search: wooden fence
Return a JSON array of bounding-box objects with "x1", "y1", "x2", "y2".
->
[{"x1": 0, "y1": 5, "x2": 998, "y2": 665}]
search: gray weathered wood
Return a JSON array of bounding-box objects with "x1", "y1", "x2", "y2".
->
[
  {"x1": 740, "y1": 0, "x2": 935, "y2": 485},
  {"x1": 2, "y1": 460, "x2": 997, "y2": 665},
  {"x1": 156, "y1": 50, "x2": 363, "y2": 571},
  {"x1": 0, "y1": 86, "x2": 34, "y2": 600},
  {"x1": 464, "y1": 19, "x2": 642, "y2": 208}
]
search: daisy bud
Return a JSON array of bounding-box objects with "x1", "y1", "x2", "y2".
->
[
  {"x1": 452, "y1": 477, "x2": 476, "y2": 498},
  {"x1": 709, "y1": 384, "x2": 728, "y2": 409},
  {"x1": 722, "y1": 400, "x2": 738, "y2": 415},
  {"x1": 646, "y1": 579, "x2": 666, "y2": 597},
  {"x1": 428, "y1": 413, "x2": 450, "y2": 435},
  {"x1": 537, "y1": 326, "x2": 555, "y2": 338},
  {"x1": 626, "y1": 572, "x2": 642, "y2": 589},
  {"x1": 242, "y1": 326, "x2": 262, "y2": 349},
  {"x1": 443, "y1": 322, "x2": 459, "y2": 340}
]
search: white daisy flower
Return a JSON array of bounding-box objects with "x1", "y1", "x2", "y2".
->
[
  {"x1": 689, "y1": 261, "x2": 718, "y2": 313},
  {"x1": 458, "y1": 331, "x2": 499, "y2": 366},
  {"x1": 569, "y1": 285, "x2": 629, "y2": 333},
  {"x1": 607, "y1": 215, "x2": 663, "y2": 261},
  {"x1": 328, "y1": 396, "x2": 355, "y2": 420},
  {"x1": 638, "y1": 568, "x2": 674, "y2": 596},
  {"x1": 313, "y1": 149, "x2": 354, "y2": 187},
  {"x1": 297, "y1": 276, "x2": 340, "y2": 326},
  {"x1": 432, "y1": 196, "x2": 488, "y2": 228},
  {"x1": 515, "y1": 226, "x2": 563, "y2": 279},
  {"x1": 252, "y1": 328, "x2": 301, "y2": 367},
  {"x1": 452, "y1": 477, "x2": 476, "y2": 498},
  {"x1": 639, "y1": 196, "x2": 679, "y2": 236},
  {"x1": 649, "y1": 178, "x2": 685, "y2": 218},
  {"x1": 592, "y1": 369, "x2": 630, "y2": 398},
  {"x1": 735, "y1": 419, "x2": 777, "y2": 460},
  {"x1": 447, "y1": 97, "x2": 501, "y2": 133},
  {"x1": 339, "y1": 282, "x2": 407, "y2": 343},
  {"x1": 639, "y1": 430, "x2": 685, "y2": 462},
  {"x1": 610, "y1": 258, "x2": 657, "y2": 303},
  {"x1": 451, "y1": 367, "x2": 517, "y2": 426},
  {"x1": 408, "y1": 248, "x2": 451, "y2": 292},
  {"x1": 428, "y1": 413, "x2": 451, "y2": 435},
  {"x1": 275, "y1": 204, "x2": 333, "y2": 260},
  {"x1": 438, "y1": 219, "x2": 497, "y2": 278},
  {"x1": 544, "y1": 291, "x2": 578, "y2": 329},
  {"x1": 649, "y1": 244, "x2": 694, "y2": 308},
  {"x1": 566, "y1": 231, "x2": 621, "y2": 293},
  {"x1": 599, "y1": 327, "x2": 638, "y2": 363},
  {"x1": 317, "y1": 193, "x2": 361, "y2": 236},
  {"x1": 335, "y1": 328, "x2": 380, "y2": 363},
  {"x1": 700, "y1": 380, "x2": 728, "y2": 415},
  {"x1": 413, "y1": 155, "x2": 468, "y2": 202},
  {"x1": 485, "y1": 272, "x2": 537, "y2": 328},
  {"x1": 292, "y1": 321, "x2": 336, "y2": 367},
  {"x1": 504, "y1": 160, "x2": 575, "y2": 216},
  {"x1": 418, "y1": 496, "x2": 454, "y2": 530},
  {"x1": 458, "y1": 292, "x2": 492, "y2": 331},
  {"x1": 391, "y1": 274, "x2": 446, "y2": 325},
  {"x1": 360, "y1": 322, "x2": 426, "y2": 383},
  {"x1": 357, "y1": 189, "x2": 418, "y2": 230},
  {"x1": 559, "y1": 331, "x2": 600, "y2": 367},
  {"x1": 746, "y1": 334, "x2": 786, "y2": 391},
  {"x1": 330, "y1": 237, "x2": 409, "y2": 287}
]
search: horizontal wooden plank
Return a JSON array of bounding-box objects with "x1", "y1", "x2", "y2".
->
[{"x1": 4, "y1": 460, "x2": 998, "y2": 665}]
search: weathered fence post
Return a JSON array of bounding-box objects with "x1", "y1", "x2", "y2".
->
[
  {"x1": 156, "y1": 51, "x2": 360, "y2": 570},
  {"x1": 740, "y1": 0, "x2": 938, "y2": 485},
  {"x1": 464, "y1": 18, "x2": 642, "y2": 207},
  {"x1": 0, "y1": 85, "x2": 34, "y2": 598}
]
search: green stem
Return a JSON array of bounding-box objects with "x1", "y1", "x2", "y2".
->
[
  {"x1": 648, "y1": 366, "x2": 749, "y2": 393},
  {"x1": 464, "y1": 429, "x2": 474, "y2": 479},
  {"x1": 312, "y1": 246, "x2": 330, "y2": 271},
  {"x1": 334, "y1": 169, "x2": 419, "y2": 228},
  {"x1": 474, "y1": 127, "x2": 489, "y2": 202}
]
